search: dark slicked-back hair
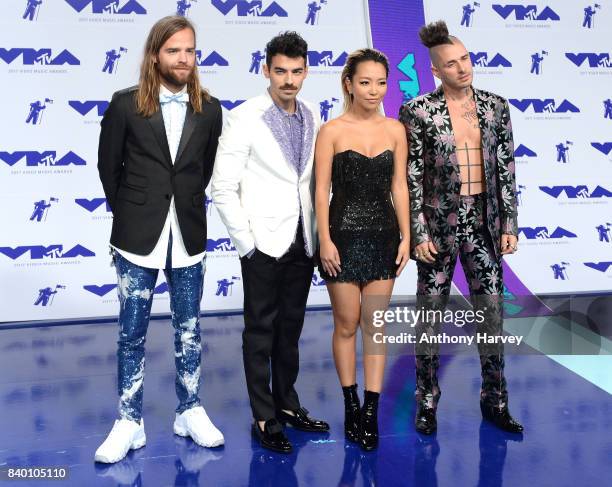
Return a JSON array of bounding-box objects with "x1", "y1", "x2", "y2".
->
[
  {"x1": 418, "y1": 20, "x2": 456, "y2": 48},
  {"x1": 265, "y1": 31, "x2": 308, "y2": 67}
]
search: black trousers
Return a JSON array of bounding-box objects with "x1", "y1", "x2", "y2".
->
[{"x1": 240, "y1": 223, "x2": 314, "y2": 421}]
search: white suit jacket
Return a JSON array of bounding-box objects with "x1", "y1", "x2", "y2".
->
[{"x1": 211, "y1": 91, "x2": 320, "y2": 258}]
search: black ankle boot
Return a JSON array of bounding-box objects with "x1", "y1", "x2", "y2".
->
[
  {"x1": 342, "y1": 384, "x2": 361, "y2": 442},
  {"x1": 359, "y1": 390, "x2": 380, "y2": 451}
]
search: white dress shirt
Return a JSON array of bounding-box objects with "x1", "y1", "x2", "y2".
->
[{"x1": 112, "y1": 85, "x2": 205, "y2": 269}]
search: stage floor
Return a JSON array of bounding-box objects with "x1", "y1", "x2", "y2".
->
[{"x1": 1, "y1": 310, "x2": 611, "y2": 486}]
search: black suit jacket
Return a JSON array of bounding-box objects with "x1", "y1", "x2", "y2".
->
[{"x1": 97, "y1": 86, "x2": 222, "y2": 256}]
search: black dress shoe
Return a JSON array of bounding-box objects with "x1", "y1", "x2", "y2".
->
[
  {"x1": 342, "y1": 384, "x2": 361, "y2": 443},
  {"x1": 278, "y1": 407, "x2": 330, "y2": 432},
  {"x1": 414, "y1": 405, "x2": 437, "y2": 435},
  {"x1": 359, "y1": 390, "x2": 380, "y2": 451},
  {"x1": 252, "y1": 419, "x2": 292, "y2": 453},
  {"x1": 480, "y1": 402, "x2": 524, "y2": 433}
]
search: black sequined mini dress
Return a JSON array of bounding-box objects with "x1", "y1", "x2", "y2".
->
[{"x1": 319, "y1": 149, "x2": 400, "y2": 283}]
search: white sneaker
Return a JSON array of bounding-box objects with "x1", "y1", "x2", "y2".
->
[
  {"x1": 94, "y1": 418, "x2": 146, "y2": 463},
  {"x1": 173, "y1": 406, "x2": 224, "y2": 448}
]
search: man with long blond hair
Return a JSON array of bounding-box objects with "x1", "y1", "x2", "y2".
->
[{"x1": 95, "y1": 16, "x2": 223, "y2": 463}]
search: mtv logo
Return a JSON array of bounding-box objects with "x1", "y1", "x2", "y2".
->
[
  {"x1": 0, "y1": 151, "x2": 86, "y2": 167},
  {"x1": 565, "y1": 53, "x2": 611, "y2": 68},
  {"x1": 75, "y1": 198, "x2": 111, "y2": 212},
  {"x1": 83, "y1": 284, "x2": 117, "y2": 296},
  {"x1": 0, "y1": 48, "x2": 80, "y2": 66},
  {"x1": 539, "y1": 185, "x2": 612, "y2": 199},
  {"x1": 514, "y1": 144, "x2": 537, "y2": 157},
  {"x1": 210, "y1": 0, "x2": 287, "y2": 17},
  {"x1": 591, "y1": 142, "x2": 612, "y2": 155},
  {"x1": 518, "y1": 226, "x2": 577, "y2": 239},
  {"x1": 509, "y1": 99, "x2": 580, "y2": 113},
  {"x1": 196, "y1": 50, "x2": 229, "y2": 67},
  {"x1": 68, "y1": 100, "x2": 109, "y2": 116},
  {"x1": 583, "y1": 261, "x2": 612, "y2": 273},
  {"x1": 307, "y1": 51, "x2": 348, "y2": 67},
  {"x1": 220, "y1": 100, "x2": 246, "y2": 111},
  {"x1": 470, "y1": 52, "x2": 512, "y2": 68},
  {"x1": 0, "y1": 244, "x2": 95, "y2": 260},
  {"x1": 64, "y1": 0, "x2": 147, "y2": 14},
  {"x1": 206, "y1": 238, "x2": 236, "y2": 252},
  {"x1": 492, "y1": 4, "x2": 560, "y2": 21}
]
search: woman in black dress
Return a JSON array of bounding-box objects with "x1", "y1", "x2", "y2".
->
[{"x1": 314, "y1": 48, "x2": 410, "y2": 450}]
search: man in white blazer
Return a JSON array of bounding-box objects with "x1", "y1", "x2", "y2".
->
[{"x1": 211, "y1": 32, "x2": 329, "y2": 453}]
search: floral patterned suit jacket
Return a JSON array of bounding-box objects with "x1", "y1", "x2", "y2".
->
[{"x1": 399, "y1": 86, "x2": 518, "y2": 260}]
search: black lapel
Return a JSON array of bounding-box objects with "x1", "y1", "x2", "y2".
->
[
  {"x1": 148, "y1": 109, "x2": 172, "y2": 168},
  {"x1": 174, "y1": 104, "x2": 198, "y2": 166}
]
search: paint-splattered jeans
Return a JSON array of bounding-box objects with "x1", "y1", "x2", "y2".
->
[{"x1": 112, "y1": 249, "x2": 205, "y2": 422}]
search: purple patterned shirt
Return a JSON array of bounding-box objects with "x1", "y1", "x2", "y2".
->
[{"x1": 271, "y1": 99, "x2": 304, "y2": 175}]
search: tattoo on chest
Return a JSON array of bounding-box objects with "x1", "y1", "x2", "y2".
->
[{"x1": 461, "y1": 98, "x2": 479, "y2": 128}]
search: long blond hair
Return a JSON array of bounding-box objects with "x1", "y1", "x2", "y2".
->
[
  {"x1": 340, "y1": 48, "x2": 389, "y2": 113},
  {"x1": 136, "y1": 16, "x2": 210, "y2": 117}
]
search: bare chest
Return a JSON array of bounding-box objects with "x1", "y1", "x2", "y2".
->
[{"x1": 447, "y1": 98, "x2": 482, "y2": 147}]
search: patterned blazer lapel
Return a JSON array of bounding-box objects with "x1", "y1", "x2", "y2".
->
[
  {"x1": 432, "y1": 86, "x2": 459, "y2": 169},
  {"x1": 473, "y1": 87, "x2": 495, "y2": 176},
  {"x1": 297, "y1": 100, "x2": 314, "y2": 178}
]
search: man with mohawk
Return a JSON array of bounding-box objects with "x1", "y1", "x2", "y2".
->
[{"x1": 399, "y1": 20, "x2": 523, "y2": 435}]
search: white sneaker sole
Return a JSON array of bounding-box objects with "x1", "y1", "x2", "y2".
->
[
  {"x1": 94, "y1": 436, "x2": 147, "y2": 464},
  {"x1": 173, "y1": 421, "x2": 224, "y2": 448}
]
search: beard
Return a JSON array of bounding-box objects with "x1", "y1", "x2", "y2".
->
[{"x1": 158, "y1": 63, "x2": 193, "y2": 90}]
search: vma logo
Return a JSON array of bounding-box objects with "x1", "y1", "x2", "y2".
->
[
  {"x1": 69, "y1": 100, "x2": 109, "y2": 117},
  {"x1": 75, "y1": 198, "x2": 111, "y2": 213},
  {"x1": 530, "y1": 50, "x2": 548, "y2": 75},
  {"x1": 0, "y1": 48, "x2": 80, "y2": 66},
  {"x1": 509, "y1": 99, "x2": 580, "y2": 113},
  {"x1": 22, "y1": 0, "x2": 43, "y2": 21},
  {"x1": 551, "y1": 262, "x2": 570, "y2": 280},
  {"x1": 592, "y1": 142, "x2": 612, "y2": 155},
  {"x1": 249, "y1": 49, "x2": 265, "y2": 74},
  {"x1": 539, "y1": 185, "x2": 612, "y2": 199},
  {"x1": 0, "y1": 244, "x2": 95, "y2": 260},
  {"x1": 604, "y1": 99, "x2": 612, "y2": 119},
  {"x1": 583, "y1": 261, "x2": 612, "y2": 274},
  {"x1": 176, "y1": 0, "x2": 195, "y2": 16},
  {"x1": 556, "y1": 141, "x2": 572, "y2": 163},
  {"x1": 34, "y1": 284, "x2": 66, "y2": 307},
  {"x1": 196, "y1": 50, "x2": 229, "y2": 67},
  {"x1": 308, "y1": 50, "x2": 347, "y2": 67},
  {"x1": 582, "y1": 4, "x2": 601, "y2": 29},
  {"x1": 206, "y1": 238, "x2": 236, "y2": 253},
  {"x1": 319, "y1": 98, "x2": 339, "y2": 122},
  {"x1": 211, "y1": 0, "x2": 287, "y2": 17},
  {"x1": 514, "y1": 144, "x2": 537, "y2": 157},
  {"x1": 0, "y1": 151, "x2": 86, "y2": 167},
  {"x1": 220, "y1": 100, "x2": 245, "y2": 111},
  {"x1": 596, "y1": 223, "x2": 611, "y2": 243},
  {"x1": 30, "y1": 198, "x2": 59, "y2": 222},
  {"x1": 102, "y1": 47, "x2": 127, "y2": 74},
  {"x1": 83, "y1": 282, "x2": 168, "y2": 297},
  {"x1": 518, "y1": 226, "x2": 577, "y2": 240},
  {"x1": 566, "y1": 52, "x2": 611, "y2": 68},
  {"x1": 470, "y1": 52, "x2": 512, "y2": 68},
  {"x1": 460, "y1": 2, "x2": 480, "y2": 27},
  {"x1": 305, "y1": 1, "x2": 326, "y2": 25},
  {"x1": 215, "y1": 276, "x2": 241, "y2": 296},
  {"x1": 64, "y1": 0, "x2": 147, "y2": 14},
  {"x1": 25, "y1": 98, "x2": 52, "y2": 125},
  {"x1": 398, "y1": 53, "x2": 420, "y2": 101},
  {"x1": 492, "y1": 4, "x2": 560, "y2": 21}
]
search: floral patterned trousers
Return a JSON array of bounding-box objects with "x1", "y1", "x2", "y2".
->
[{"x1": 415, "y1": 193, "x2": 508, "y2": 411}]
